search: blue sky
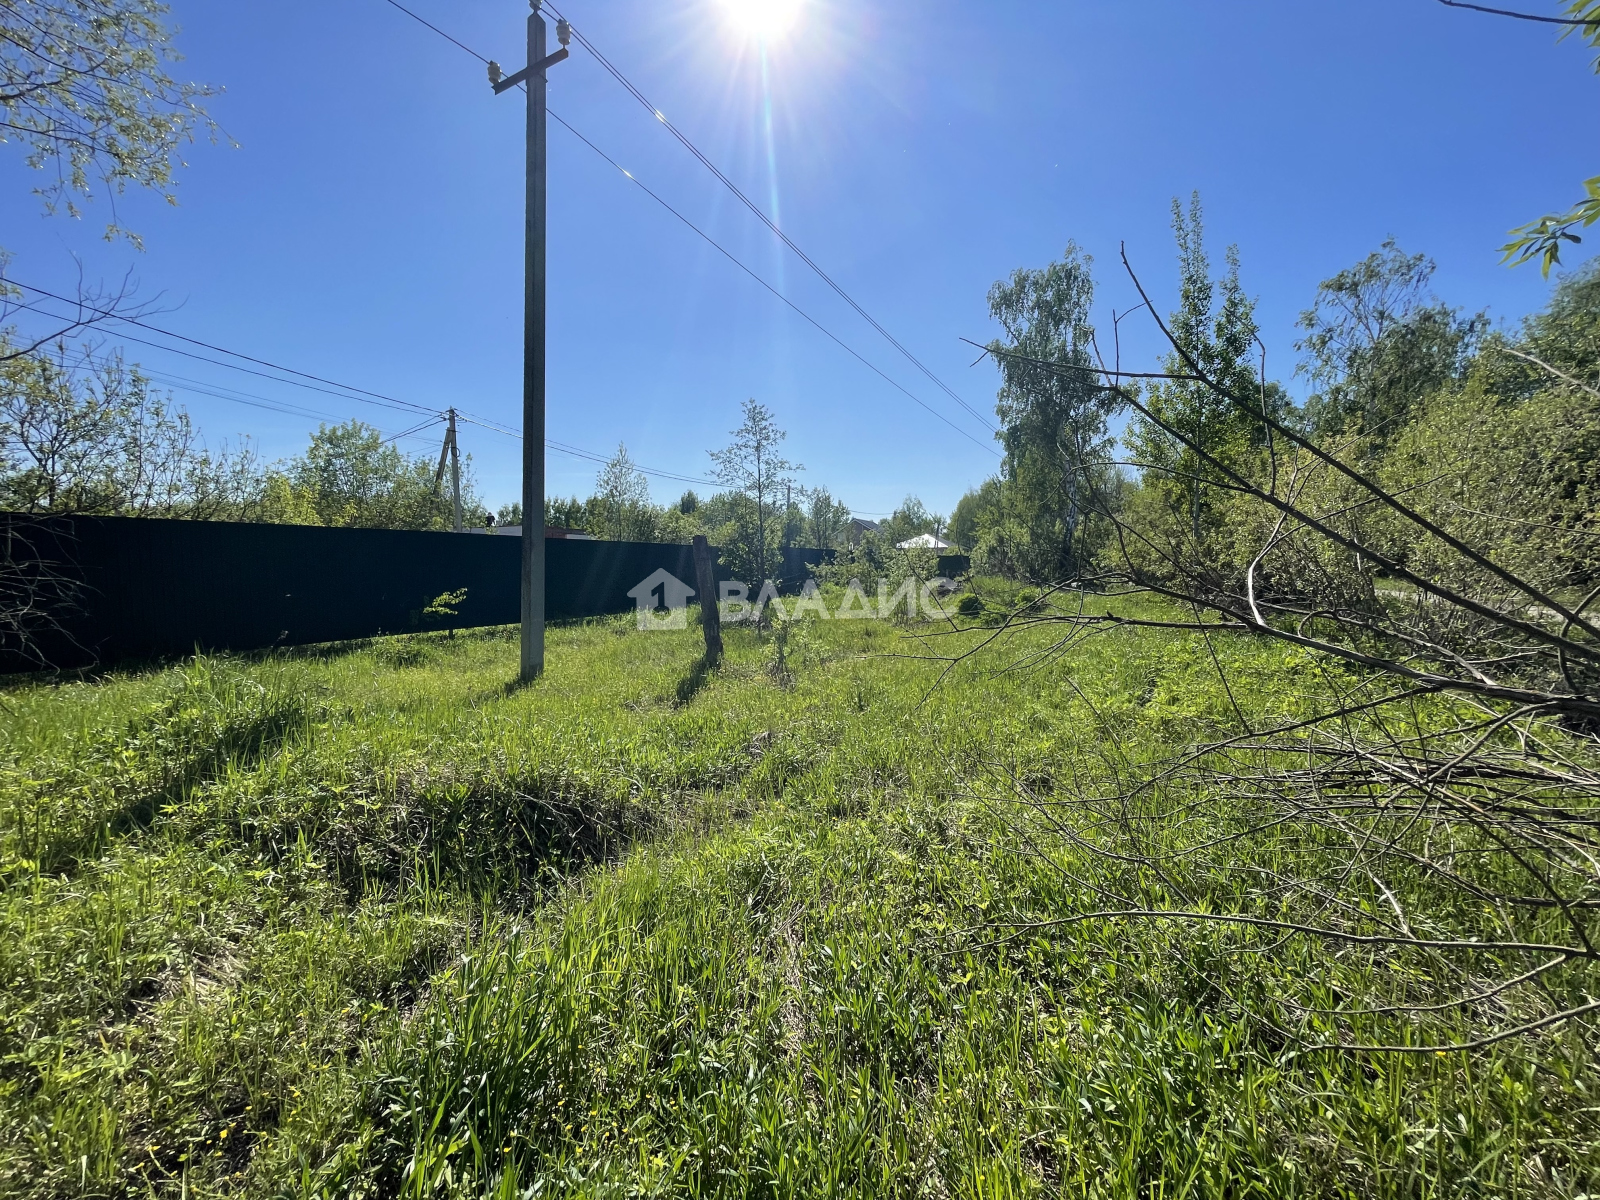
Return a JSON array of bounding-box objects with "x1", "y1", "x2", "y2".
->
[{"x1": 1, "y1": 0, "x2": 1594, "y2": 519}]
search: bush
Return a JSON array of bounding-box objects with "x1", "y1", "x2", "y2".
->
[{"x1": 956, "y1": 593, "x2": 985, "y2": 618}]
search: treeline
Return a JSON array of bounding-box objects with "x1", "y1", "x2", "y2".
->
[
  {"x1": 0, "y1": 350, "x2": 954, "y2": 583},
  {"x1": 0, "y1": 343, "x2": 478, "y2": 531},
  {"x1": 538, "y1": 401, "x2": 948, "y2": 584},
  {"x1": 954, "y1": 195, "x2": 1600, "y2": 598}
]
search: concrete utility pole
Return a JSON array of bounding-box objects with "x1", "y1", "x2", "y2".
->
[
  {"x1": 433, "y1": 408, "x2": 464, "y2": 533},
  {"x1": 450, "y1": 420, "x2": 462, "y2": 532},
  {"x1": 490, "y1": 5, "x2": 569, "y2": 681}
]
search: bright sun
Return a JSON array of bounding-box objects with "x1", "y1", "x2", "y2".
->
[{"x1": 719, "y1": 0, "x2": 804, "y2": 40}]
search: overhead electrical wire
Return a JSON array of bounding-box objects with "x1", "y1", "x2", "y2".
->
[
  {"x1": 542, "y1": 110, "x2": 997, "y2": 456},
  {"x1": 381, "y1": 416, "x2": 448, "y2": 445},
  {"x1": 8, "y1": 283, "x2": 439, "y2": 418},
  {"x1": 139, "y1": 369, "x2": 350, "y2": 427},
  {"x1": 377, "y1": 0, "x2": 999, "y2": 458},
  {"x1": 455, "y1": 413, "x2": 720, "y2": 486},
  {"x1": 26, "y1": 321, "x2": 445, "y2": 443},
  {"x1": 5, "y1": 288, "x2": 713, "y2": 482},
  {"x1": 149, "y1": 373, "x2": 422, "y2": 436},
  {"x1": 540, "y1": 0, "x2": 999, "y2": 437}
]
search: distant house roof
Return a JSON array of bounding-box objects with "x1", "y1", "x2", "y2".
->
[
  {"x1": 896, "y1": 532, "x2": 951, "y2": 550},
  {"x1": 468, "y1": 525, "x2": 593, "y2": 539},
  {"x1": 849, "y1": 517, "x2": 879, "y2": 534}
]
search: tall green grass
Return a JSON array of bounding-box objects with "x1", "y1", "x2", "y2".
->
[{"x1": 1, "y1": 606, "x2": 1595, "y2": 1197}]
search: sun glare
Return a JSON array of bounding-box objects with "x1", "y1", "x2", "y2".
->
[{"x1": 719, "y1": 0, "x2": 804, "y2": 41}]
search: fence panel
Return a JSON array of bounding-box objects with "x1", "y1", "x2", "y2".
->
[
  {"x1": 0, "y1": 515, "x2": 973, "y2": 670},
  {"x1": 1, "y1": 515, "x2": 714, "y2": 669}
]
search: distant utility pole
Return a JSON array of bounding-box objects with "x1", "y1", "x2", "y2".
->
[
  {"x1": 489, "y1": 2, "x2": 569, "y2": 681},
  {"x1": 434, "y1": 408, "x2": 464, "y2": 533}
]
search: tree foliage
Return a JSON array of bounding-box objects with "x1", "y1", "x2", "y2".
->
[
  {"x1": 872, "y1": 495, "x2": 943, "y2": 548},
  {"x1": 1121, "y1": 195, "x2": 1273, "y2": 573},
  {"x1": 1109, "y1": 234, "x2": 1600, "y2": 632},
  {"x1": 267, "y1": 420, "x2": 482, "y2": 531},
  {"x1": 1487, "y1": 0, "x2": 1600, "y2": 273},
  {"x1": 1296, "y1": 238, "x2": 1485, "y2": 442},
  {"x1": 709, "y1": 399, "x2": 800, "y2": 582},
  {"x1": 983, "y1": 244, "x2": 1116, "y2": 581},
  {"x1": 949, "y1": 478, "x2": 1001, "y2": 552},
  {"x1": 0, "y1": 0, "x2": 221, "y2": 243},
  {"x1": 0, "y1": 337, "x2": 260, "y2": 517},
  {"x1": 803, "y1": 486, "x2": 852, "y2": 551},
  {"x1": 587, "y1": 443, "x2": 655, "y2": 541}
]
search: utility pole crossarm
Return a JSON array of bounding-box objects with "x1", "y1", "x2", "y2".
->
[{"x1": 488, "y1": 47, "x2": 569, "y2": 94}]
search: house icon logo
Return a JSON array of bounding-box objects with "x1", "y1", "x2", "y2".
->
[{"x1": 626, "y1": 568, "x2": 696, "y2": 631}]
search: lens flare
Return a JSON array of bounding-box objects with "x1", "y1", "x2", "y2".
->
[{"x1": 719, "y1": 0, "x2": 803, "y2": 40}]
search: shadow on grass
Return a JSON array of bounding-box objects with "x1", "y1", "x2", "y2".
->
[
  {"x1": 675, "y1": 652, "x2": 720, "y2": 706},
  {"x1": 501, "y1": 674, "x2": 538, "y2": 699},
  {"x1": 319, "y1": 778, "x2": 653, "y2": 907}
]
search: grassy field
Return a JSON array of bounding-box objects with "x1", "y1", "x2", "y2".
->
[{"x1": 2, "y1": 597, "x2": 1596, "y2": 1198}]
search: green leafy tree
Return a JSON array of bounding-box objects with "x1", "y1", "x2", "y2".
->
[
  {"x1": 709, "y1": 399, "x2": 799, "y2": 581},
  {"x1": 985, "y1": 243, "x2": 1117, "y2": 581},
  {"x1": 545, "y1": 496, "x2": 586, "y2": 530},
  {"x1": 1, "y1": 0, "x2": 222, "y2": 244},
  {"x1": 1474, "y1": 256, "x2": 1600, "y2": 402},
  {"x1": 699, "y1": 490, "x2": 762, "y2": 580},
  {"x1": 780, "y1": 488, "x2": 805, "y2": 551},
  {"x1": 804, "y1": 486, "x2": 852, "y2": 549},
  {"x1": 876, "y1": 496, "x2": 943, "y2": 547},
  {"x1": 0, "y1": 338, "x2": 262, "y2": 517},
  {"x1": 948, "y1": 479, "x2": 1001, "y2": 552},
  {"x1": 590, "y1": 443, "x2": 656, "y2": 541},
  {"x1": 270, "y1": 420, "x2": 478, "y2": 530},
  {"x1": 1127, "y1": 195, "x2": 1268, "y2": 553},
  {"x1": 1232, "y1": 260, "x2": 1600, "y2": 637},
  {"x1": 1296, "y1": 239, "x2": 1485, "y2": 442},
  {"x1": 650, "y1": 506, "x2": 701, "y2": 544}
]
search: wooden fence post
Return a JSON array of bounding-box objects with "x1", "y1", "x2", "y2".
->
[{"x1": 692, "y1": 534, "x2": 722, "y2": 663}]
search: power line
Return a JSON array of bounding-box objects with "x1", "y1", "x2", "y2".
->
[
  {"x1": 7, "y1": 289, "x2": 716, "y2": 479},
  {"x1": 6, "y1": 281, "x2": 441, "y2": 419},
  {"x1": 151, "y1": 373, "x2": 384, "y2": 431},
  {"x1": 377, "y1": 0, "x2": 998, "y2": 457},
  {"x1": 35, "y1": 336, "x2": 448, "y2": 444},
  {"x1": 11, "y1": 293, "x2": 458, "y2": 445},
  {"x1": 541, "y1": 1, "x2": 999, "y2": 437},
  {"x1": 382, "y1": 416, "x2": 447, "y2": 445},
  {"x1": 544, "y1": 110, "x2": 998, "y2": 456},
  {"x1": 455, "y1": 414, "x2": 719, "y2": 486},
  {"x1": 1436, "y1": 0, "x2": 1599, "y2": 26}
]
